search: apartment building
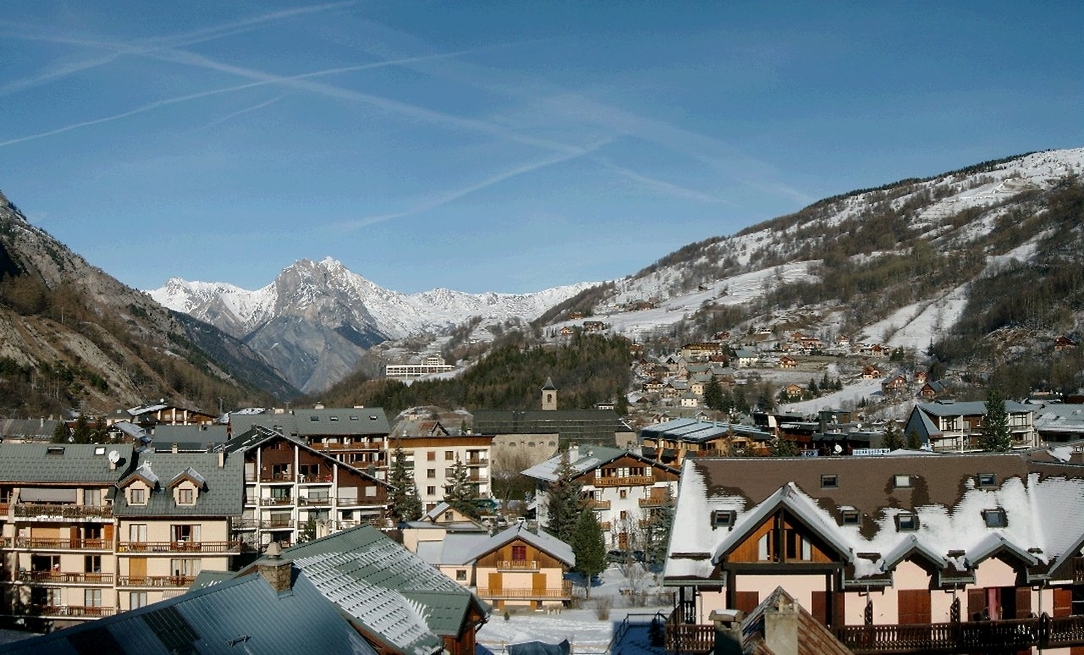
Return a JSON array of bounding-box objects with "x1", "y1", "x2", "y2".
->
[
  {"x1": 220, "y1": 426, "x2": 391, "y2": 550},
  {"x1": 391, "y1": 433, "x2": 494, "y2": 513},
  {"x1": 0, "y1": 444, "x2": 242, "y2": 626}
]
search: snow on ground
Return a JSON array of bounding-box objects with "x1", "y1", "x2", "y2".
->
[
  {"x1": 778, "y1": 377, "x2": 888, "y2": 417},
  {"x1": 476, "y1": 565, "x2": 671, "y2": 655},
  {"x1": 860, "y1": 283, "x2": 970, "y2": 352}
]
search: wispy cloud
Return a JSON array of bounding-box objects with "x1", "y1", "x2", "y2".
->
[
  {"x1": 599, "y1": 160, "x2": 736, "y2": 205},
  {"x1": 336, "y1": 140, "x2": 611, "y2": 231},
  {"x1": 0, "y1": 1, "x2": 358, "y2": 98},
  {"x1": 191, "y1": 94, "x2": 290, "y2": 132},
  {"x1": 0, "y1": 49, "x2": 494, "y2": 148}
]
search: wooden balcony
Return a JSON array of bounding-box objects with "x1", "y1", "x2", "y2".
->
[
  {"x1": 496, "y1": 560, "x2": 539, "y2": 571},
  {"x1": 664, "y1": 622, "x2": 715, "y2": 653},
  {"x1": 117, "y1": 541, "x2": 241, "y2": 554},
  {"x1": 117, "y1": 575, "x2": 196, "y2": 588},
  {"x1": 14, "y1": 503, "x2": 112, "y2": 519},
  {"x1": 585, "y1": 499, "x2": 611, "y2": 510},
  {"x1": 17, "y1": 571, "x2": 113, "y2": 585},
  {"x1": 297, "y1": 495, "x2": 331, "y2": 505},
  {"x1": 13, "y1": 538, "x2": 109, "y2": 550},
  {"x1": 665, "y1": 614, "x2": 1084, "y2": 654},
  {"x1": 639, "y1": 497, "x2": 673, "y2": 508},
  {"x1": 259, "y1": 472, "x2": 295, "y2": 483},
  {"x1": 1074, "y1": 556, "x2": 1084, "y2": 583},
  {"x1": 477, "y1": 580, "x2": 573, "y2": 600},
  {"x1": 33, "y1": 605, "x2": 116, "y2": 618},
  {"x1": 259, "y1": 497, "x2": 294, "y2": 506},
  {"x1": 595, "y1": 475, "x2": 654, "y2": 487},
  {"x1": 465, "y1": 456, "x2": 488, "y2": 466}
]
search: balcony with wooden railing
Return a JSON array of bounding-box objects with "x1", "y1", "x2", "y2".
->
[
  {"x1": 33, "y1": 605, "x2": 116, "y2": 618},
  {"x1": 117, "y1": 575, "x2": 196, "y2": 588},
  {"x1": 16, "y1": 571, "x2": 113, "y2": 585},
  {"x1": 465, "y1": 455, "x2": 488, "y2": 466},
  {"x1": 117, "y1": 541, "x2": 241, "y2": 554},
  {"x1": 496, "y1": 560, "x2": 539, "y2": 571},
  {"x1": 594, "y1": 475, "x2": 655, "y2": 487},
  {"x1": 13, "y1": 538, "x2": 109, "y2": 550},
  {"x1": 13, "y1": 503, "x2": 112, "y2": 520},
  {"x1": 663, "y1": 613, "x2": 1084, "y2": 654},
  {"x1": 259, "y1": 472, "x2": 295, "y2": 483},
  {"x1": 584, "y1": 499, "x2": 611, "y2": 510},
  {"x1": 297, "y1": 495, "x2": 331, "y2": 506},
  {"x1": 639, "y1": 497, "x2": 673, "y2": 508},
  {"x1": 477, "y1": 580, "x2": 573, "y2": 601}
]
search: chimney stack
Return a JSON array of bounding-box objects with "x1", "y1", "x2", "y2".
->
[
  {"x1": 257, "y1": 542, "x2": 294, "y2": 594},
  {"x1": 217, "y1": 450, "x2": 225, "y2": 468}
]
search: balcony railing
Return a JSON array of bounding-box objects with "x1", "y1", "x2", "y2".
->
[
  {"x1": 117, "y1": 575, "x2": 196, "y2": 588},
  {"x1": 33, "y1": 605, "x2": 116, "y2": 618},
  {"x1": 265, "y1": 520, "x2": 294, "y2": 530},
  {"x1": 476, "y1": 581, "x2": 572, "y2": 600},
  {"x1": 496, "y1": 560, "x2": 539, "y2": 571},
  {"x1": 117, "y1": 541, "x2": 241, "y2": 554},
  {"x1": 298, "y1": 475, "x2": 333, "y2": 484},
  {"x1": 260, "y1": 472, "x2": 295, "y2": 483},
  {"x1": 14, "y1": 503, "x2": 112, "y2": 519},
  {"x1": 664, "y1": 622, "x2": 715, "y2": 654},
  {"x1": 14, "y1": 538, "x2": 108, "y2": 550},
  {"x1": 297, "y1": 496, "x2": 331, "y2": 506},
  {"x1": 17, "y1": 571, "x2": 113, "y2": 584},
  {"x1": 465, "y1": 456, "x2": 488, "y2": 466},
  {"x1": 259, "y1": 497, "x2": 293, "y2": 506},
  {"x1": 639, "y1": 497, "x2": 673, "y2": 508},
  {"x1": 595, "y1": 475, "x2": 655, "y2": 487},
  {"x1": 584, "y1": 499, "x2": 611, "y2": 510}
]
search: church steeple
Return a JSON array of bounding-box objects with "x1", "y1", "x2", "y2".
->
[{"x1": 541, "y1": 377, "x2": 558, "y2": 411}]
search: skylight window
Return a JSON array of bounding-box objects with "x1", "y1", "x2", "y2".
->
[
  {"x1": 821, "y1": 474, "x2": 839, "y2": 489},
  {"x1": 893, "y1": 474, "x2": 912, "y2": 489},
  {"x1": 712, "y1": 510, "x2": 735, "y2": 529},
  {"x1": 896, "y1": 513, "x2": 918, "y2": 531},
  {"x1": 977, "y1": 473, "x2": 996, "y2": 488},
  {"x1": 983, "y1": 509, "x2": 1007, "y2": 528},
  {"x1": 842, "y1": 510, "x2": 860, "y2": 525},
  {"x1": 309, "y1": 416, "x2": 319, "y2": 421}
]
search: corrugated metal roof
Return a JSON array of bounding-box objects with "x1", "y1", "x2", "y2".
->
[
  {"x1": 229, "y1": 408, "x2": 391, "y2": 437},
  {"x1": 0, "y1": 443, "x2": 134, "y2": 484},
  {"x1": 0, "y1": 570, "x2": 377, "y2": 655},
  {"x1": 283, "y1": 525, "x2": 488, "y2": 647}
]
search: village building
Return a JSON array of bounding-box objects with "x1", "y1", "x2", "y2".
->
[
  {"x1": 904, "y1": 400, "x2": 1038, "y2": 451},
  {"x1": 663, "y1": 451, "x2": 1084, "y2": 654},
  {"x1": 524, "y1": 445, "x2": 679, "y2": 550}
]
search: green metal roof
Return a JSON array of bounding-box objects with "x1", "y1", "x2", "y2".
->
[
  {"x1": 113, "y1": 451, "x2": 243, "y2": 518},
  {"x1": 0, "y1": 443, "x2": 134, "y2": 484}
]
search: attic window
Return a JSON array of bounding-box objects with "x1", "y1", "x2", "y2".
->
[
  {"x1": 893, "y1": 474, "x2": 912, "y2": 489},
  {"x1": 983, "y1": 509, "x2": 1007, "y2": 528},
  {"x1": 94, "y1": 447, "x2": 106, "y2": 456},
  {"x1": 309, "y1": 416, "x2": 319, "y2": 422},
  {"x1": 349, "y1": 416, "x2": 359, "y2": 421},
  {"x1": 977, "y1": 473, "x2": 996, "y2": 488},
  {"x1": 896, "y1": 513, "x2": 918, "y2": 531},
  {"x1": 329, "y1": 416, "x2": 339, "y2": 421},
  {"x1": 712, "y1": 510, "x2": 735, "y2": 529},
  {"x1": 842, "y1": 510, "x2": 860, "y2": 525},
  {"x1": 369, "y1": 415, "x2": 377, "y2": 420},
  {"x1": 820, "y1": 474, "x2": 838, "y2": 489},
  {"x1": 46, "y1": 447, "x2": 64, "y2": 455},
  {"x1": 130, "y1": 488, "x2": 147, "y2": 505}
]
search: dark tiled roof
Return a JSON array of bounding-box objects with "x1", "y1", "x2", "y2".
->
[
  {"x1": 0, "y1": 569, "x2": 377, "y2": 655},
  {"x1": 113, "y1": 451, "x2": 243, "y2": 518},
  {"x1": 229, "y1": 408, "x2": 390, "y2": 437},
  {"x1": 0, "y1": 443, "x2": 134, "y2": 484},
  {"x1": 473, "y1": 409, "x2": 632, "y2": 446}
]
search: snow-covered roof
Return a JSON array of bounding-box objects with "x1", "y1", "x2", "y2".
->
[
  {"x1": 521, "y1": 445, "x2": 678, "y2": 483},
  {"x1": 664, "y1": 451, "x2": 1084, "y2": 586},
  {"x1": 464, "y1": 524, "x2": 575, "y2": 567}
]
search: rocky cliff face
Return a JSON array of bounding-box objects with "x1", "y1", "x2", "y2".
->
[{"x1": 0, "y1": 191, "x2": 296, "y2": 417}]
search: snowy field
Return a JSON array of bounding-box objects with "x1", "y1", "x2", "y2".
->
[{"x1": 476, "y1": 565, "x2": 672, "y2": 655}]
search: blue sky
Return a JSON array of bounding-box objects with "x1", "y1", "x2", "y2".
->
[{"x1": 2, "y1": 2, "x2": 1082, "y2": 294}]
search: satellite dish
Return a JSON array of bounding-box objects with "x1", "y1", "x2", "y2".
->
[
  {"x1": 108, "y1": 450, "x2": 120, "y2": 464},
  {"x1": 833, "y1": 444, "x2": 843, "y2": 454}
]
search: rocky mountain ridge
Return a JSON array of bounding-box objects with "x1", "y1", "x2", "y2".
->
[{"x1": 150, "y1": 257, "x2": 593, "y2": 394}]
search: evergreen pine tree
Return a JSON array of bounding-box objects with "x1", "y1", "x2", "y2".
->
[
  {"x1": 544, "y1": 450, "x2": 584, "y2": 543},
  {"x1": 906, "y1": 429, "x2": 922, "y2": 450},
  {"x1": 980, "y1": 387, "x2": 1012, "y2": 452},
  {"x1": 882, "y1": 422, "x2": 904, "y2": 451},
  {"x1": 770, "y1": 436, "x2": 798, "y2": 457},
  {"x1": 703, "y1": 377, "x2": 724, "y2": 410},
  {"x1": 71, "y1": 414, "x2": 91, "y2": 444},
  {"x1": 51, "y1": 421, "x2": 70, "y2": 443},
  {"x1": 443, "y1": 456, "x2": 480, "y2": 518},
  {"x1": 571, "y1": 509, "x2": 607, "y2": 598},
  {"x1": 388, "y1": 444, "x2": 422, "y2": 523}
]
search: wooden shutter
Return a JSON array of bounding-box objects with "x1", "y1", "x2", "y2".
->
[
  {"x1": 487, "y1": 572, "x2": 501, "y2": 595},
  {"x1": 898, "y1": 589, "x2": 931, "y2": 624},
  {"x1": 968, "y1": 588, "x2": 986, "y2": 620},
  {"x1": 734, "y1": 591, "x2": 759, "y2": 615},
  {"x1": 129, "y1": 557, "x2": 147, "y2": 582},
  {"x1": 812, "y1": 591, "x2": 827, "y2": 625},
  {"x1": 1054, "y1": 588, "x2": 1072, "y2": 617},
  {"x1": 1015, "y1": 587, "x2": 1031, "y2": 619}
]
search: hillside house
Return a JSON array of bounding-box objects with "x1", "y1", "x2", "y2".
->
[
  {"x1": 467, "y1": 524, "x2": 575, "y2": 611},
  {"x1": 904, "y1": 400, "x2": 1038, "y2": 452},
  {"x1": 640, "y1": 418, "x2": 772, "y2": 464},
  {"x1": 881, "y1": 373, "x2": 908, "y2": 395},
  {"x1": 778, "y1": 355, "x2": 797, "y2": 369},
  {"x1": 861, "y1": 364, "x2": 883, "y2": 379}
]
